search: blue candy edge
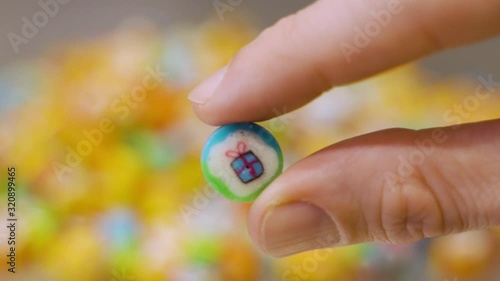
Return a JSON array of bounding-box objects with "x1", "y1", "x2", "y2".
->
[{"x1": 201, "y1": 122, "x2": 283, "y2": 202}]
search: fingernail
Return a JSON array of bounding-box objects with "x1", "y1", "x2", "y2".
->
[
  {"x1": 188, "y1": 66, "x2": 228, "y2": 104},
  {"x1": 261, "y1": 202, "x2": 339, "y2": 257}
]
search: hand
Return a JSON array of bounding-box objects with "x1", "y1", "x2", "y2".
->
[{"x1": 189, "y1": 0, "x2": 500, "y2": 257}]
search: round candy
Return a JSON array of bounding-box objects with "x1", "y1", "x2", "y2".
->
[{"x1": 201, "y1": 123, "x2": 283, "y2": 202}]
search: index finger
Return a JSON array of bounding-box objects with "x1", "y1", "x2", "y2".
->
[{"x1": 188, "y1": 0, "x2": 500, "y2": 125}]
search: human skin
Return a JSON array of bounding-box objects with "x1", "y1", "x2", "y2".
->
[{"x1": 189, "y1": 0, "x2": 500, "y2": 257}]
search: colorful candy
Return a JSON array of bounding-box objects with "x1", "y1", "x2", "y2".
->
[{"x1": 201, "y1": 123, "x2": 283, "y2": 202}]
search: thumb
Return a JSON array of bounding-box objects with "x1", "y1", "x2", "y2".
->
[
  {"x1": 189, "y1": 0, "x2": 500, "y2": 125},
  {"x1": 247, "y1": 119, "x2": 500, "y2": 257}
]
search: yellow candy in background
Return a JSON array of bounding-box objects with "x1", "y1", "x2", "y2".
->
[{"x1": 429, "y1": 230, "x2": 497, "y2": 278}]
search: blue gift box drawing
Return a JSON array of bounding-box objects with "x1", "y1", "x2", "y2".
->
[{"x1": 226, "y1": 142, "x2": 264, "y2": 183}]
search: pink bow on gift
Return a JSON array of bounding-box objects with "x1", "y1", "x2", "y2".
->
[{"x1": 225, "y1": 141, "x2": 247, "y2": 158}]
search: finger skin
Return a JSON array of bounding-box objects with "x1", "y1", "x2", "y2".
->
[
  {"x1": 191, "y1": 0, "x2": 500, "y2": 125},
  {"x1": 247, "y1": 119, "x2": 500, "y2": 257}
]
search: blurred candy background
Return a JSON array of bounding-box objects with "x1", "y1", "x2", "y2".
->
[{"x1": 0, "y1": 1, "x2": 499, "y2": 281}]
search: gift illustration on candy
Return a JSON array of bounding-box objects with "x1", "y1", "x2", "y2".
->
[
  {"x1": 201, "y1": 122, "x2": 283, "y2": 202},
  {"x1": 225, "y1": 141, "x2": 264, "y2": 183}
]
